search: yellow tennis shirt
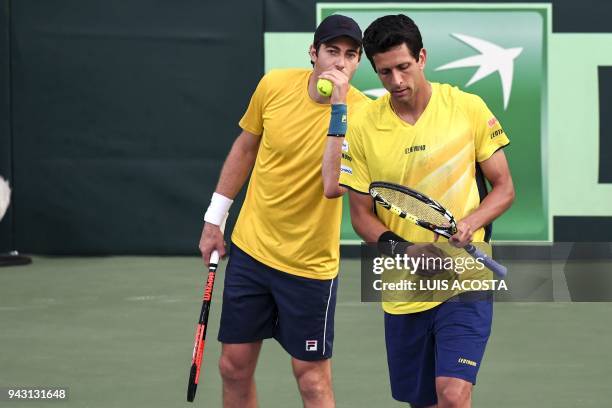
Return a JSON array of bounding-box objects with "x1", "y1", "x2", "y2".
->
[
  {"x1": 232, "y1": 68, "x2": 370, "y2": 280},
  {"x1": 339, "y1": 83, "x2": 510, "y2": 313}
]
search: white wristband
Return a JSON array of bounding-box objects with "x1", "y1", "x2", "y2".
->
[{"x1": 204, "y1": 192, "x2": 233, "y2": 226}]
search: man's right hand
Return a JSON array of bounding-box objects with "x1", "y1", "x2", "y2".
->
[
  {"x1": 199, "y1": 222, "x2": 227, "y2": 267},
  {"x1": 318, "y1": 68, "x2": 350, "y2": 105}
]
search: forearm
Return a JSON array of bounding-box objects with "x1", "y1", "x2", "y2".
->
[
  {"x1": 460, "y1": 149, "x2": 515, "y2": 233},
  {"x1": 215, "y1": 135, "x2": 259, "y2": 198},
  {"x1": 353, "y1": 213, "x2": 388, "y2": 242},
  {"x1": 350, "y1": 193, "x2": 389, "y2": 242},
  {"x1": 202, "y1": 132, "x2": 257, "y2": 261},
  {"x1": 322, "y1": 137, "x2": 347, "y2": 198},
  {"x1": 462, "y1": 181, "x2": 514, "y2": 232}
]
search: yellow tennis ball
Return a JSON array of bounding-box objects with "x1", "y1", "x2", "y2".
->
[{"x1": 316, "y1": 78, "x2": 333, "y2": 97}]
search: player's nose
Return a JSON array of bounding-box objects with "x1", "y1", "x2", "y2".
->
[
  {"x1": 335, "y1": 58, "x2": 345, "y2": 71},
  {"x1": 390, "y1": 70, "x2": 403, "y2": 87}
]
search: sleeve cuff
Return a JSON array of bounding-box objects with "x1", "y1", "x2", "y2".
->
[
  {"x1": 477, "y1": 141, "x2": 510, "y2": 162},
  {"x1": 339, "y1": 183, "x2": 370, "y2": 195}
]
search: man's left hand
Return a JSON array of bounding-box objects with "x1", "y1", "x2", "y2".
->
[{"x1": 449, "y1": 220, "x2": 474, "y2": 248}]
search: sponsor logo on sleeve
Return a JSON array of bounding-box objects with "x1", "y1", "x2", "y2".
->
[
  {"x1": 342, "y1": 140, "x2": 349, "y2": 152},
  {"x1": 490, "y1": 129, "x2": 505, "y2": 139}
]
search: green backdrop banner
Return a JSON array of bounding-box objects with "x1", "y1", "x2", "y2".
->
[
  {"x1": 323, "y1": 4, "x2": 549, "y2": 242},
  {"x1": 264, "y1": 2, "x2": 612, "y2": 243}
]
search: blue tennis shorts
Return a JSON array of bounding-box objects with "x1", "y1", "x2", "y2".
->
[
  {"x1": 217, "y1": 243, "x2": 338, "y2": 361},
  {"x1": 384, "y1": 293, "x2": 493, "y2": 406}
]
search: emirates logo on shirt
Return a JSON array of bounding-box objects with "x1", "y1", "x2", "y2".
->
[{"x1": 405, "y1": 145, "x2": 426, "y2": 154}]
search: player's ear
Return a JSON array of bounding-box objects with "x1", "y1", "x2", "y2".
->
[
  {"x1": 418, "y1": 48, "x2": 427, "y2": 70},
  {"x1": 308, "y1": 44, "x2": 318, "y2": 63}
]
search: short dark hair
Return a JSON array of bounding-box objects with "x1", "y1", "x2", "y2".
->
[{"x1": 362, "y1": 14, "x2": 423, "y2": 71}]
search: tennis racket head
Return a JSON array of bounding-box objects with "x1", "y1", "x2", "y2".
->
[
  {"x1": 369, "y1": 181, "x2": 508, "y2": 278},
  {"x1": 369, "y1": 181, "x2": 456, "y2": 238}
]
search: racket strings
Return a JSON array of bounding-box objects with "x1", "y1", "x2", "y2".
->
[{"x1": 375, "y1": 187, "x2": 450, "y2": 227}]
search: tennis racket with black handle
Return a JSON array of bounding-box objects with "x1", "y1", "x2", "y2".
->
[
  {"x1": 369, "y1": 181, "x2": 507, "y2": 278},
  {"x1": 187, "y1": 219, "x2": 226, "y2": 402}
]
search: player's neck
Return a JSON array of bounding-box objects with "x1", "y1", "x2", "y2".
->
[{"x1": 390, "y1": 81, "x2": 432, "y2": 125}]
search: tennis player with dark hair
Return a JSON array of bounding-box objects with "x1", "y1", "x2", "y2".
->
[
  {"x1": 336, "y1": 15, "x2": 515, "y2": 407},
  {"x1": 198, "y1": 15, "x2": 370, "y2": 408}
]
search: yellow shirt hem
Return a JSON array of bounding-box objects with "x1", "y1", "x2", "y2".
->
[
  {"x1": 231, "y1": 237, "x2": 339, "y2": 281},
  {"x1": 382, "y1": 301, "x2": 442, "y2": 315}
]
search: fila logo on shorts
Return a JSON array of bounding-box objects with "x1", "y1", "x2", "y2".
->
[{"x1": 305, "y1": 340, "x2": 318, "y2": 351}]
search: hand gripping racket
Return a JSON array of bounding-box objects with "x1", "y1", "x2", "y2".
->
[
  {"x1": 187, "y1": 216, "x2": 227, "y2": 402},
  {"x1": 369, "y1": 181, "x2": 507, "y2": 278}
]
